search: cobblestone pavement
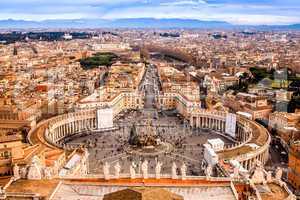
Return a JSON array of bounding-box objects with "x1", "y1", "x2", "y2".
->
[{"x1": 66, "y1": 110, "x2": 235, "y2": 176}]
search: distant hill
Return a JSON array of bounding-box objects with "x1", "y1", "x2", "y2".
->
[
  {"x1": 0, "y1": 18, "x2": 231, "y2": 29},
  {"x1": 0, "y1": 18, "x2": 299, "y2": 29},
  {"x1": 106, "y1": 18, "x2": 232, "y2": 29},
  {"x1": 287, "y1": 24, "x2": 300, "y2": 29}
]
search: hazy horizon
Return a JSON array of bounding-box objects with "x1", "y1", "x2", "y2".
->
[{"x1": 0, "y1": 0, "x2": 300, "y2": 25}]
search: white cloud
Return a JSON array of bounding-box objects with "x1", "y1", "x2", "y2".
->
[
  {"x1": 0, "y1": 0, "x2": 299, "y2": 25},
  {"x1": 226, "y1": 14, "x2": 300, "y2": 25},
  {"x1": 1, "y1": 0, "x2": 140, "y2": 5},
  {"x1": 102, "y1": 4, "x2": 300, "y2": 25},
  {"x1": 160, "y1": 0, "x2": 206, "y2": 6},
  {"x1": 0, "y1": 12, "x2": 95, "y2": 21}
]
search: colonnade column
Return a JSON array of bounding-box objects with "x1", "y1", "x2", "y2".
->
[{"x1": 200, "y1": 117, "x2": 203, "y2": 128}]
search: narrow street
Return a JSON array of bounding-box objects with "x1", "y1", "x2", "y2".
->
[{"x1": 265, "y1": 138, "x2": 289, "y2": 182}]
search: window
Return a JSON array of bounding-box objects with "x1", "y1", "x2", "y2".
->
[{"x1": 4, "y1": 151, "x2": 9, "y2": 159}]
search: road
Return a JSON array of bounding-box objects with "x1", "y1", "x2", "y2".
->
[
  {"x1": 139, "y1": 64, "x2": 161, "y2": 109},
  {"x1": 265, "y1": 138, "x2": 289, "y2": 182}
]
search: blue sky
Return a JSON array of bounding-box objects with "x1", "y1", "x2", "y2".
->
[{"x1": 0, "y1": 0, "x2": 300, "y2": 25}]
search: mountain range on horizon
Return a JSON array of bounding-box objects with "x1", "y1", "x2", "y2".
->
[{"x1": 0, "y1": 18, "x2": 299, "y2": 30}]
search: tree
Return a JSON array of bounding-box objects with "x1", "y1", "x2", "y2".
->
[{"x1": 79, "y1": 52, "x2": 117, "y2": 70}]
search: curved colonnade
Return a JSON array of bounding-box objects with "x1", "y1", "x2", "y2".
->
[
  {"x1": 190, "y1": 110, "x2": 271, "y2": 170},
  {"x1": 45, "y1": 110, "x2": 98, "y2": 148},
  {"x1": 28, "y1": 106, "x2": 270, "y2": 172}
]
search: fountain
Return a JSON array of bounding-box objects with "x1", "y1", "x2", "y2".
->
[{"x1": 127, "y1": 116, "x2": 173, "y2": 156}]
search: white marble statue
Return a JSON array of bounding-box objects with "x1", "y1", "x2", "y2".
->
[
  {"x1": 27, "y1": 160, "x2": 42, "y2": 180},
  {"x1": 275, "y1": 167, "x2": 282, "y2": 180},
  {"x1": 114, "y1": 162, "x2": 121, "y2": 179},
  {"x1": 155, "y1": 161, "x2": 162, "y2": 179},
  {"x1": 172, "y1": 162, "x2": 177, "y2": 179},
  {"x1": 251, "y1": 162, "x2": 266, "y2": 184},
  {"x1": 206, "y1": 165, "x2": 212, "y2": 178},
  {"x1": 181, "y1": 163, "x2": 187, "y2": 180},
  {"x1": 44, "y1": 167, "x2": 52, "y2": 179},
  {"x1": 141, "y1": 160, "x2": 149, "y2": 179},
  {"x1": 267, "y1": 171, "x2": 272, "y2": 182},
  {"x1": 20, "y1": 167, "x2": 27, "y2": 179},
  {"x1": 13, "y1": 164, "x2": 20, "y2": 180},
  {"x1": 103, "y1": 162, "x2": 110, "y2": 180},
  {"x1": 83, "y1": 148, "x2": 89, "y2": 159},
  {"x1": 0, "y1": 186, "x2": 3, "y2": 193},
  {"x1": 233, "y1": 167, "x2": 239, "y2": 178},
  {"x1": 130, "y1": 162, "x2": 136, "y2": 179}
]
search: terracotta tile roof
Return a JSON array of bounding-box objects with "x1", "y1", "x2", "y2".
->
[
  {"x1": 6, "y1": 179, "x2": 60, "y2": 198},
  {"x1": 0, "y1": 177, "x2": 11, "y2": 188}
]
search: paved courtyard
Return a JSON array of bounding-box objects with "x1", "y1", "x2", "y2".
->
[{"x1": 65, "y1": 109, "x2": 234, "y2": 176}]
